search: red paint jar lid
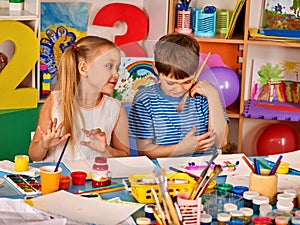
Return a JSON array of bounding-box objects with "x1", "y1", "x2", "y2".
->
[{"x1": 95, "y1": 157, "x2": 107, "y2": 164}]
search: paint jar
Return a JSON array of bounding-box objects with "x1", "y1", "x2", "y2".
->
[
  {"x1": 144, "y1": 204, "x2": 157, "y2": 223},
  {"x1": 224, "y1": 203, "x2": 238, "y2": 213},
  {"x1": 276, "y1": 200, "x2": 294, "y2": 213},
  {"x1": 283, "y1": 190, "x2": 297, "y2": 209},
  {"x1": 232, "y1": 186, "x2": 249, "y2": 196},
  {"x1": 253, "y1": 196, "x2": 270, "y2": 215},
  {"x1": 252, "y1": 216, "x2": 272, "y2": 225},
  {"x1": 92, "y1": 157, "x2": 112, "y2": 188},
  {"x1": 266, "y1": 212, "x2": 278, "y2": 225},
  {"x1": 201, "y1": 213, "x2": 212, "y2": 225},
  {"x1": 273, "y1": 211, "x2": 293, "y2": 225},
  {"x1": 240, "y1": 207, "x2": 254, "y2": 222},
  {"x1": 275, "y1": 216, "x2": 289, "y2": 225},
  {"x1": 216, "y1": 183, "x2": 233, "y2": 192},
  {"x1": 260, "y1": 203, "x2": 273, "y2": 217},
  {"x1": 217, "y1": 212, "x2": 231, "y2": 225},
  {"x1": 249, "y1": 170, "x2": 278, "y2": 205},
  {"x1": 292, "y1": 217, "x2": 300, "y2": 225},
  {"x1": 136, "y1": 217, "x2": 151, "y2": 225},
  {"x1": 294, "y1": 210, "x2": 300, "y2": 217},
  {"x1": 14, "y1": 155, "x2": 29, "y2": 172},
  {"x1": 243, "y1": 191, "x2": 260, "y2": 208},
  {"x1": 230, "y1": 209, "x2": 244, "y2": 221}
]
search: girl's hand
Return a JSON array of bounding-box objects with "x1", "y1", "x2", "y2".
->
[
  {"x1": 38, "y1": 118, "x2": 69, "y2": 149},
  {"x1": 80, "y1": 128, "x2": 107, "y2": 153},
  {"x1": 176, "y1": 126, "x2": 216, "y2": 154}
]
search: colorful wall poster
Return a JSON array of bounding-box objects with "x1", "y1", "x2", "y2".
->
[
  {"x1": 113, "y1": 57, "x2": 159, "y2": 102},
  {"x1": 39, "y1": 2, "x2": 88, "y2": 98},
  {"x1": 250, "y1": 59, "x2": 300, "y2": 103}
]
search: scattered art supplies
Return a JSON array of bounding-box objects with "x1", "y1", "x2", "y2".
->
[
  {"x1": 0, "y1": 160, "x2": 40, "y2": 177},
  {"x1": 265, "y1": 150, "x2": 300, "y2": 172}
]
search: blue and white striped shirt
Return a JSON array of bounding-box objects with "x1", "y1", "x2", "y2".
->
[{"x1": 128, "y1": 84, "x2": 209, "y2": 146}]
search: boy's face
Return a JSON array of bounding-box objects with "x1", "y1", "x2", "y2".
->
[{"x1": 159, "y1": 74, "x2": 194, "y2": 98}]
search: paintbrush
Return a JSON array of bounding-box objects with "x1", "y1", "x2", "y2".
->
[
  {"x1": 189, "y1": 151, "x2": 218, "y2": 199},
  {"x1": 176, "y1": 52, "x2": 211, "y2": 112},
  {"x1": 195, "y1": 164, "x2": 223, "y2": 198}
]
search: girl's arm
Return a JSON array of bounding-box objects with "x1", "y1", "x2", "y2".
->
[{"x1": 106, "y1": 104, "x2": 130, "y2": 157}]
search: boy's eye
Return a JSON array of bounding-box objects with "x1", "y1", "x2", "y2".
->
[
  {"x1": 166, "y1": 81, "x2": 175, "y2": 85},
  {"x1": 183, "y1": 80, "x2": 192, "y2": 85}
]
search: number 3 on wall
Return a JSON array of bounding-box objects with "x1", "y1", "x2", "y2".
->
[{"x1": 0, "y1": 21, "x2": 39, "y2": 110}]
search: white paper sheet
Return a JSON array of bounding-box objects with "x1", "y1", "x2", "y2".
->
[
  {"x1": 0, "y1": 160, "x2": 40, "y2": 177},
  {"x1": 157, "y1": 153, "x2": 253, "y2": 177},
  {"x1": 265, "y1": 150, "x2": 300, "y2": 172},
  {"x1": 31, "y1": 190, "x2": 144, "y2": 225},
  {"x1": 63, "y1": 156, "x2": 156, "y2": 178},
  {"x1": 226, "y1": 173, "x2": 300, "y2": 192}
]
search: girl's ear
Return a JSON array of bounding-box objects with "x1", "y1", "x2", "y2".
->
[{"x1": 78, "y1": 60, "x2": 88, "y2": 77}]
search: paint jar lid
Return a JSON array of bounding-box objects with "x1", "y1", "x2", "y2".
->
[
  {"x1": 243, "y1": 191, "x2": 260, "y2": 200},
  {"x1": 224, "y1": 203, "x2": 238, "y2": 213},
  {"x1": 136, "y1": 217, "x2": 151, "y2": 225},
  {"x1": 253, "y1": 196, "x2": 269, "y2": 205},
  {"x1": 217, "y1": 213, "x2": 231, "y2": 222},
  {"x1": 277, "y1": 193, "x2": 294, "y2": 202},
  {"x1": 230, "y1": 210, "x2": 244, "y2": 217},
  {"x1": 239, "y1": 207, "x2": 254, "y2": 217},
  {"x1": 283, "y1": 189, "x2": 297, "y2": 198},
  {"x1": 201, "y1": 214, "x2": 212, "y2": 223},
  {"x1": 276, "y1": 200, "x2": 294, "y2": 212},
  {"x1": 275, "y1": 216, "x2": 289, "y2": 225},
  {"x1": 252, "y1": 217, "x2": 272, "y2": 225},
  {"x1": 215, "y1": 183, "x2": 233, "y2": 192},
  {"x1": 292, "y1": 217, "x2": 300, "y2": 225},
  {"x1": 232, "y1": 185, "x2": 249, "y2": 196}
]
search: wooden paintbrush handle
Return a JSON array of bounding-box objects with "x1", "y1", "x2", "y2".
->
[{"x1": 165, "y1": 193, "x2": 181, "y2": 225}]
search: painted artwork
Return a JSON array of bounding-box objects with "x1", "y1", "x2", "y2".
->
[
  {"x1": 39, "y1": 2, "x2": 88, "y2": 98},
  {"x1": 250, "y1": 59, "x2": 300, "y2": 103},
  {"x1": 113, "y1": 57, "x2": 159, "y2": 102},
  {"x1": 263, "y1": 0, "x2": 300, "y2": 29}
]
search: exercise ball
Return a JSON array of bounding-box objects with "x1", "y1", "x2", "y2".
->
[
  {"x1": 257, "y1": 123, "x2": 298, "y2": 156},
  {"x1": 199, "y1": 67, "x2": 240, "y2": 107}
]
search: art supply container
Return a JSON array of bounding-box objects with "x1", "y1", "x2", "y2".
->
[
  {"x1": 144, "y1": 204, "x2": 156, "y2": 223},
  {"x1": 275, "y1": 216, "x2": 289, "y2": 225},
  {"x1": 217, "y1": 212, "x2": 231, "y2": 225},
  {"x1": 240, "y1": 207, "x2": 254, "y2": 222},
  {"x1": 177, "y1": 193, "x2": 202, "y2": 225},
  {"x1": 39, "y1": 166, "x2": 62, "y2": 195},
  {"x1": 175, "y1": 9, "x2": 192, "y2": 34},
  {"x1": 243, "y1": 191, "x2": 260, "y2": 208},
  {"x1": 59, "y1": 175, "x2": 71, "y2": 190},
  {"x1": 70, "y1": 171, "x2": 87, "y2": 185},
  {"x1": 92, "y1": 157, "x2": 111, "y2": 188},
  {"x1": 230, "y1": 209, "x2": 244, "y2": 221},
  {"x1": 253, "y1": 196, "x2": 270, "y2": 215},
  {"x1": 224, "y1": 203, "x2": 238, "y2": 213},
  {"x1": 216, "y1": 9, "x2": 230, "y2": 34},
  {"x1": 276, "y1": 201, "x2": 294, "y2": 213},
  {"x1": 259, "y1": 204, "x2": 273, "y2": 217},
  {"x1": 201, "y1": 213, "x2": 212, "y2": 225},
  {"x1": 14, "y1": 155, "x2": 29, "y2": 172},
  {"x1": 283, "y1": 189, "x2": 297, "y2": 209},
  {"x1": 249, "y1": 169, "x2": 278, "y2": 205},
  {"x1": 292, "y1": 217, "x2": 300, "y2": 225},
  {"x1": 266, "y1": 212, "x2": 278, "y2": 225},
  {"x1": 192, "y1": 8, "x2": 216, "y2": 37},
  {"x1": 252, "y1": 217, "x2": 272, "y2": 225}
]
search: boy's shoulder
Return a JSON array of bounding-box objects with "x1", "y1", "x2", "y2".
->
[{"x1": 135, "y1": 84, "x2": 158, "y2": 98}]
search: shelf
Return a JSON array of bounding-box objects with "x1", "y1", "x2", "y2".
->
[
  {"x1": 0, "y1": 8, "x2": 37, "y2": 20},
  {"x1": 194, "y1": 34, "x2": 244, "y2": 44},
  {"x1": 247, "y1": 40, "x2": 300, "y2": 48}
]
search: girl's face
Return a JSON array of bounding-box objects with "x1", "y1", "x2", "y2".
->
[
  {"x1": 159, "y1": 74, "x2": 194, "y2": 97},
  {"x1": 84, "y1": 46, "x2": 121, "y2": 93}
]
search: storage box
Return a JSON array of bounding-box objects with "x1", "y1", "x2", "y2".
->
[
  {"x1": 192, "y1": 8, "x2": 216, "y2": 37},
  {"x1": 129, "y1": 173, "x2": 196, "y2": 204}
]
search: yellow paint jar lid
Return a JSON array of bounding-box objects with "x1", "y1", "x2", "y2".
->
[{"x1": 276, "y1": 162, "x2": 289, "y2": 174}]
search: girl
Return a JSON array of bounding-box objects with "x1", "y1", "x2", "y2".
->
[{"x1": 29, "y1": 36, "x2": 129, "y2": 161}]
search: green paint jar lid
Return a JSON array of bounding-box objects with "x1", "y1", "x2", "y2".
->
[{"x1": 215, "y1": 183, "x2": 233, "y2": 191}]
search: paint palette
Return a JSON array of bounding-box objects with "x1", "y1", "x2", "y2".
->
[{"x1": 4, "y1": 174, "x2": 41, "y2": 196}]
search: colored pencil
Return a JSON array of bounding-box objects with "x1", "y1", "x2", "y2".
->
[
  {"x1": 54, "y1": 136, "x2": 70, "y2": 172},
  {"x1": 75, "y1": 186, "x2": 125, "y2": 195},
  {"x1": 253, "y1": 158, "x2": 260, "y2": 175},
  {"x1": 257, "y1": 159, "x2": 271, "y2": 170},
  {"x1": 79, "y1": 183, "x2": 124, "y2": 193},
  {"x1": 242, "y1": 155, "x2": 255, "y2": 173},
  {"x1": 269, "y1": 155, "x2": 283, "y2": 175}
]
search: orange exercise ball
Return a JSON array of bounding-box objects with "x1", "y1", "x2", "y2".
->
[{"x1": 256, "y1": 123, "x2": 298, "y2": 156}]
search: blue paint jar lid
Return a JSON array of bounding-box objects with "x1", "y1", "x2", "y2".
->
[{"x1": 232, "y1": 185, "x2": 249, "y2": 196}]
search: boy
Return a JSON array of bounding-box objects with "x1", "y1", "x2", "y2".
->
[{"x1": 129, "y1": 33, "x2": 229, "y2": 159}]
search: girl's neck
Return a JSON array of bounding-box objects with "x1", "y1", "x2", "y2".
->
[{"x1": 76, "y1": 93, "x2": 103, "y2": 108}]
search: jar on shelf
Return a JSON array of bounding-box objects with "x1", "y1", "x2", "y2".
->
[{"x1": 92, "y1": 157, "x2": 112, "y2": 188}]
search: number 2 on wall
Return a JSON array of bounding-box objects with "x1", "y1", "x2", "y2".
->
[{"x1": 0, "y1": 21, "x2": 39, "y2": 110}]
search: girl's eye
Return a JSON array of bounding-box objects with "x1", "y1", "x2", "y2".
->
[{"x1": 105, "y1": 64, "x2": 113, "y2": 69}]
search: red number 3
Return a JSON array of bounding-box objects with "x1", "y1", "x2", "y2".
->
[{"x1": 92, "y1": 3, "x2": 148, "y2": 57}]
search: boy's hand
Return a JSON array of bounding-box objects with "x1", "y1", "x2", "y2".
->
[
  {"x1": 38, "y1": 118, "x2": 69, "y2": 149},
  {"x1": 190, "y1": 80, "x2": 219, "y2": 98},
  {"x1": 177, "y1": 126, "x2": 216, "y2": 154},
  {"x1": 80, "y1": 128, "x2": 107, "y2": 153}
]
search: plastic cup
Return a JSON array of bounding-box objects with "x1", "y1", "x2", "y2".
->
[
  {"x1": 39, "y1": 166, "x2": 62, "y2": 195},
  {"x1": 14, "y1": 155, "x2": 29, "y2": 172}
]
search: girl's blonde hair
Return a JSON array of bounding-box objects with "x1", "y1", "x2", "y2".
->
[{"x1": 56, "y1": 36, "x2": 119, "y2": 143}]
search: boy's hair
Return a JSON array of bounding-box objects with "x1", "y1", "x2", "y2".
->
[{"x1": 154, "y1": 33, "x2": 200, "y2": 80}]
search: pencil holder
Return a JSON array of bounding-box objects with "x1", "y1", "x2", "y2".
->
[
  {"x1": 249, "y1": 169, "x2": 278, "y2": 205},
  {"x1": 192, "y1": 8, "x2": 216, "y2": 37},
  {"x1": 177, "y1": 193, "x2": 202, "y2": 225},
  {"x1": 175, "y1": 9, "x2": 192, "y2": 34},
  {"x1": 216, "y1": 9, "x2": 230, "y2": 34}
]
